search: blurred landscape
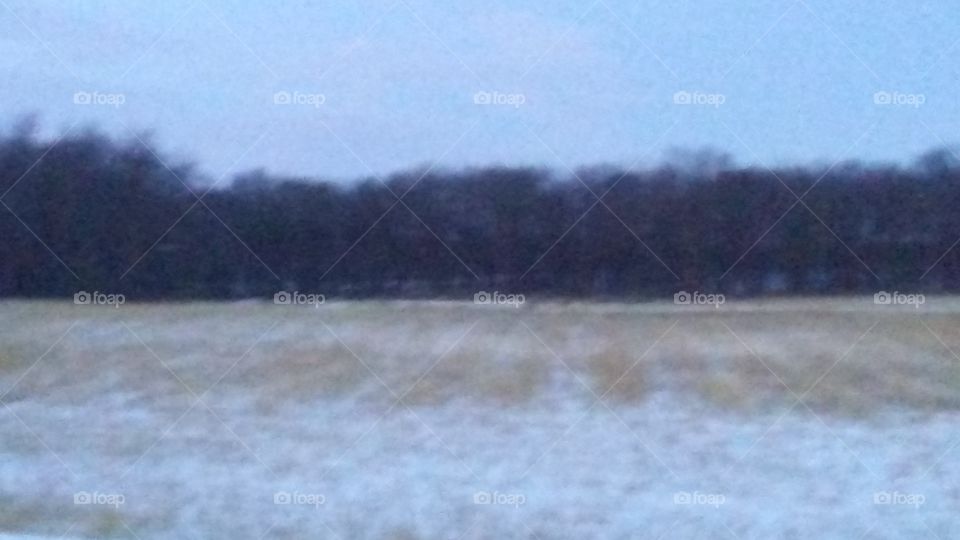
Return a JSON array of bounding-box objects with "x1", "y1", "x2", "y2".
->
[
  {"x1": 2, "y1": 120, "x2": 959, "y2": 540},
  {"x1": 3, "y1": 0, "x2": 960, "y2": 538},
  {"x1": 3, "y1": 299, "x2": 960, "y2": 538}
]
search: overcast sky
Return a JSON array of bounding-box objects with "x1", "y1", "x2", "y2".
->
[{"x1": 1, "y1": 0, "x2": 957, "y2": 181}]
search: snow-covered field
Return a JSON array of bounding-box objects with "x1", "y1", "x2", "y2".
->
[{"x1": 1, "y1": 299, "x2": 959, "y2": 538}]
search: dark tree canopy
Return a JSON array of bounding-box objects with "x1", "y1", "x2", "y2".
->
[{"x1": 1, "y1": 124, "x2": 958, "y2": 300}]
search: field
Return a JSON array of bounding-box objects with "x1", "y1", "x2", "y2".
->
[{"x1": 1, "y1": 298, "x2": 960, "y2": 538}]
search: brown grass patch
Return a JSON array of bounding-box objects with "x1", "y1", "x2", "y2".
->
[{"x1": 4, "y1": 299, "x2": 960, "y2": 415}]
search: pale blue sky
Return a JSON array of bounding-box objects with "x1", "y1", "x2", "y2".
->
[{"x1": 1, "y1": 0, "x2": 957, "y2": 181}]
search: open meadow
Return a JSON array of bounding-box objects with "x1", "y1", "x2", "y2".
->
[{"x1": 2, "y1": 298, "x2": 960, "y2": 538}]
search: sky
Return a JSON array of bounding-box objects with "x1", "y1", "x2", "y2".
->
[{"x1": 1, "y1": 0, "x2": 957, "y2": 182}]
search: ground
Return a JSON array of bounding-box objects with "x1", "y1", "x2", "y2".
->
[{"x1": 1, "y1": 298, "x2": 959, "y2": 538}]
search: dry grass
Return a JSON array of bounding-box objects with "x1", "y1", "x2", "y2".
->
[
  {"x1": 0, "y1": 494, "x2": 155, "y2": 539},
  {"x1": 2, "y1": 298, "x2": 960, "y2": 415},
  {"x1": 581, "y1": 343, "x2": 648, "y2": 401},
  {"x1": 403, "y1": 345, "x2": 551, "y2": 406}
]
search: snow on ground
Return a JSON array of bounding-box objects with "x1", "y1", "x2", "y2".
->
[
  {"x1": 2, "y1": 390, "x2": 959, "y2": 538},
  {"x1": 1, "y1": 300, "x2": 959, "y2": 538}
]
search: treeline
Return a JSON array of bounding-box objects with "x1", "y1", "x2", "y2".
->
[{"x1": 1, "y1": 122, "x2": 958, "y2": 300}]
